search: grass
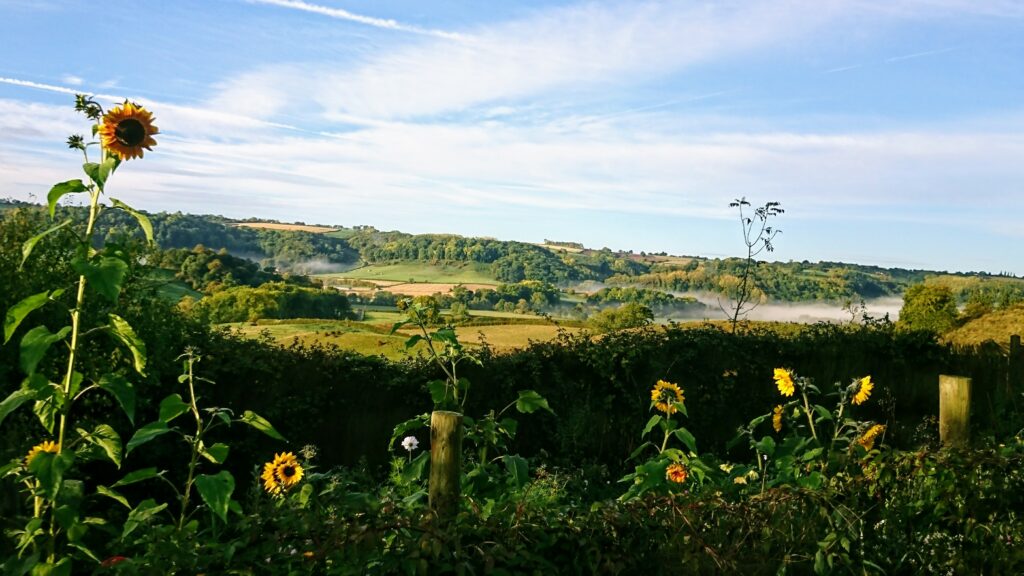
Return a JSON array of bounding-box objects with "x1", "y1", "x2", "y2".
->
[
  {"x1": 316, "y1": 262, "x2": 497, "y2": 285},
  {"x1": 944, "y1": 304, "x2": 1024, "y2": 347}
]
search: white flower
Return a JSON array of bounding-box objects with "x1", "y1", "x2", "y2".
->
[{"x1": 401, "y1": 436, "x2": 419, "y2": 452}]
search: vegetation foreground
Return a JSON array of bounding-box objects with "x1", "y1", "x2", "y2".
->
[{"x1": 1, "y1": 97, "x2": 1023, "y2": 575}]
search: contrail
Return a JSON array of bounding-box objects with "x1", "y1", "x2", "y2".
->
[
  {"x1": 247, "y1": 0, "x2": 465, "y2": 41},
  {"x1": 886, "y1": 47, "x2": 954, "y2": 63}
]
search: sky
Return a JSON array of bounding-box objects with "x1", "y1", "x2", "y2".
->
[{"x1": 0, "y1": 0, "x2": 1022, "y2": 275}]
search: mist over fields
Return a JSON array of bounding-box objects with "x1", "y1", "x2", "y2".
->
[{"x1": 667, "y1": 294, "x2": 903, "y2": 324}]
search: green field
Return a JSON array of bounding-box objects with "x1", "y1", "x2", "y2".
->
[
  {"x1": 315, "y1": 261, "x2": 497, "y2": 284},
  {"x1": 221, "y1": 313, "x2": 582, "y2": 360}
]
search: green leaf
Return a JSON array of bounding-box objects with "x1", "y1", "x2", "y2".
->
[
  {"x1": 72, "y1": 256, "x2": 128, "y2": 303},
  {"x1": 200, "y1": 443, "x2": 229, "y2": 464},
  {"x1": 95, "y1": 485, "x2": 131, "y2": 509},
  {"x1": 47, "y1": 180, "x2": 88, "y2": 218},
  {"x1": 389, "y1": 320, "x2": 409, "y2": 335},
  {"x1": 755, "y1": 435, "x2": 776, "y2": 457},
  {"x1": 628, "y1": 441, "x2": 653, "y2": 460},
  {"x1": 0, "y1": 389, "x2": 35, "y2": 427},
  {"x1": 503, "y1": 455, "x2": 529, "y2": 488},
  {"x1": 28, "y1": 451, "x2": 74, "y2": 500},
  {"x1": 515, "y1": 390, "x2": 554, "y2": 415},
  {"x1": 390, "y1": 414, "x2": 428, "y2": 450},
  {"x1": 122, "y1": 499, "x2": 167, "y2": 540},
  {"x1": 401, "y1": 450, "x2": 430, "y2": 484},
  {"x1": 28, "y1": 558, "x2": 71, "y2": 576},
  {"x1": 641, "y1": 414, "x2": 662, "y2": 438},
  {"x1": 21, "y1": 218, "x2": 72, "y2": 268},
  {"x1": 97, "y1": 374, "x2": 135, "y2": 425},
  {"x1": 4, "y1": 291, "x2": 51, "y2": 344},
  {"x1": 427, "y1": 380, "x2": 448, "y2": 405},
  {"x1": 126, "y1": 422, "x2": 170, "y2": 454},
  {"x1": 79, "y1": 424, "x2": 122, "y2": 468},
  {"x1": 195, "y1": 471, "x2": 235, "y2": 524},
  {"x1": 108, "y1": 314, "x2": 147, "y2": 376},
  {"x1": 109, "y1": 198, "x2": 154, "y2": 244},
  {"x1": 801, "y1": 447, "x2": 825, "y2": 462},
  {"x1": 158, "y1": 393, "x2": 190, "y2": 423},
  {"x1": 404, "y1": 334, "x2": 423, "y2": 349},
  {"x1": 813, "y1": 405, "x2": 833, "y2": 422},
  {"x1": 112, "y1": 467, "x2": 161, "y2": 488},
  {"x1": 34, "y1": 398, "x2": 58, "y2": 434},
  {"x1": 19, "y1": 325, "x2": 71, "y2": 375},
  {"x1": 238, "y1": 410, "x2": 285, "y2": 441},
  {"x1": 673, "y1": 426, "x2": 699, "y2": 454},
  {"x1": 82, "y1": 158, "x2": 117, "y2": 190}
]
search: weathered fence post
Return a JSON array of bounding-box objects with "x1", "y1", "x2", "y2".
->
[
  {"x1": 429, "y1": 410, "x2": 462, "y2": 519},
  {"x1": 939, "y1": 375, "x2": 971, "y2": 447},
  {"x1": 1009, "y1": 335, "x2": 1021, "y2": 400}
]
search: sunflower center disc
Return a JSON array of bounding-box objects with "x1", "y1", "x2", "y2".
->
[
  {"x1": 115, "y1": 119, "x2": 146, "y2": 146},
  {"x1": 282, "y1": 466, "x2": 295, "y2": 477}
]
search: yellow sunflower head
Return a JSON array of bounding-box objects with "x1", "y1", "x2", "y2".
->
[
  {"x1": 650, "y1": 380, "x2": 684, "y2": 415},
  {"x1": 665, "y1": 463, "x2": 688, "y2": 484},
  {"x1": 852, "y1": 376, "x2": 873, "y2": 406},
  {"x1": 772, "y1": 405, "x2": 784, "y2": 433},
  {"x1": 98, "y1": 101, "x2": 158, "y2": 160},
  {"x1": 25, "y1": 440, "x2": 60, "y2": 467},
  {"x1": 262, "y1": 452, "x2": 304, "y2": 496},
  {"x1": 773, "y1": 368, "x2": 795, "y2": 397},
  {"x1": 856, "y1": 424, "x2": 886, "y2": 451}
]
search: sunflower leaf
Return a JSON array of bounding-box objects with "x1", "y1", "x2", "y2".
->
[
  {"x1": 641, "y1": 415, "x2": 661, "y2": 438},
  {"x1": 112, "y1": 468, "x2": 161, "y2": 488},
  {"x1": 515, "y1": 390, "x2": 553, "y2": 415},
  {"x1": 109, "y1": 198, "x2": 154, "y2": 245},
  {"x1": 4, "y1": 291, "x2": 53, "y2": 344},
  {"x1": 195, "y1": 471, "x2": 234, "y2": 524},
  {"x1": 200, "y1": 443, "x2": 229, "y2": 464},
  {"x1": 108, "y1": 314, "x2": 147, "y2": 376},
  {"x1": 0, "y1": 388, "x2": 35, "y2": 428},
  {"x1": 122, "y1": 499, "x2": 167, "y2": 540},
  {"x1": 238, "y1": 410, "x2": 285, "y2": 441},
  {"x1": 97, "y1": 374, "x2": 135, "y2": 425},
  {"x1": 126, "y1": 422, "x2": 170, "y2": 454},
  {"x1": 158, "y1": 394, "x2": 190, "y2": 423},
  {"x1": 673, "y1": 427, "x2": 698, "y2": 454},
  {"x1": 21, "y1": 218, "x2": 73, "y2": 269},
  {"x1": 72, "y1": 256, "x2": 128, "y2": 303},
  {"x1": 20, "y1": 325, "x2": 71, "y2": 375},
  {"x1": 503, "y1": 455, "x2": 529, "y2": 488},
  {"x1": 78, "y1": 424, "x2": 122, "y2": 468},
  {"x1": 401, "y1": 451, "x2": 430, "y2": 484},
  {"x1": 47, "y1": 180, "x2": 88, "y2": 218},
  {"x1": 29, "y1": 450, "x2": 75, "y2": 500}
]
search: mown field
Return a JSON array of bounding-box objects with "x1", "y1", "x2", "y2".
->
[{"x1": 316, "y1": 261, "x2": 497, "y2": 285}]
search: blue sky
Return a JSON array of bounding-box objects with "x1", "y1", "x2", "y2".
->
[{"x1": 1, "y1": 0, "x2": 1022, "y2": 275}]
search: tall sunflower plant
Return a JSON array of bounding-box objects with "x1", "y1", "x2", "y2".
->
[
  {"x1": 725, "y1": 368, "x2": 887, "y2": 493},
  {"x1": 388, "y1": 297, "x2": 553, "y2": 501},
  {"x1": 0, "y1": 96, "x2": 282, "y2": 573},
  {"x1": 619, "y1": 380, "x2": 714, "y2": 501}
]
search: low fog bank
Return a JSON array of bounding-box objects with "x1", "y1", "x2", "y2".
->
[{"x1": 669, "y1": 294, "x2": 903, "y2": 324}]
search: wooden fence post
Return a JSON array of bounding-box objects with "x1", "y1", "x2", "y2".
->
[
  {"x1": 1009, "y1": 335, "x2": 1021, "y2": 400},
  {"x1": 429, "y1": 410, "x2": 462, "y2": 519},
  {"x1": 939, "y1": 375, "x2": 971, "y2": 447}
]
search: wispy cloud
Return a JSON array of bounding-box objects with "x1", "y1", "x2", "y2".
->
[
  {"x1": 246, "y1": 0, "x2": 465, "y2": 40},
  {"x1": 886, "y1": 47, "x2": 955, "y2": 62}
]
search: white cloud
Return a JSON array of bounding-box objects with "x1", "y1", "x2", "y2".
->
[{"x1": 246, "y1": 0, "x2": 465, "y2": 40}]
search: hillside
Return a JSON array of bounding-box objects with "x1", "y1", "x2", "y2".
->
[
  {"x1": 3, "y1": 199, "x2": 1022, "y2": 304},
  {"x1": 944, "y1": 304, "x2": 1024, "y2": 347}
]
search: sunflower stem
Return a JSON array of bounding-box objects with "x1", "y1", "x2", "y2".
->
[
  {"x1": 801, "y1": 390, "x2": 819, "y2": 443},
  {"x1": 178, "y1": 352, "x2": 204, "y2": 532}
]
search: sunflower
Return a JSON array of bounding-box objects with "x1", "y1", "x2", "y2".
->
[
  {"x1": 772, "y1": 405, "x2": 784, "y2": 433},
  {"x1": 852, "y1": 376, "x2": 873, "y2": 406},
  {"x1": 262, "y1": 452, "x2": 304, "y2": 495},
  {"x1": 25, "y1": 440, "x2": 59, "y2": 467},
  {"x1": 650, "y1": 380, "x2": 684, "y2": 415},
  {"x1": 665, "y1": 463, "x2": 688, "y2": 484},
  {"x1": 774, "y1": 368, "x2": 795, "y2": 397},
  {"x1": 856, "y1": 424, "x2": 886, "y2": 451},
  {"x1": 98, "y1": 101, "x2": 158, "y2": 160}
]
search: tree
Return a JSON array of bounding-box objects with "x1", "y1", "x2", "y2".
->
[
  {"x1": 897, "y1": 283, "x2": 959, "y2": 334},
  {"x1": 719, "y1": 198, "x2": 783, "y2": 332},
  {"x1": 588, "y1": 303, "x2": 654, "y2": 333}
]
